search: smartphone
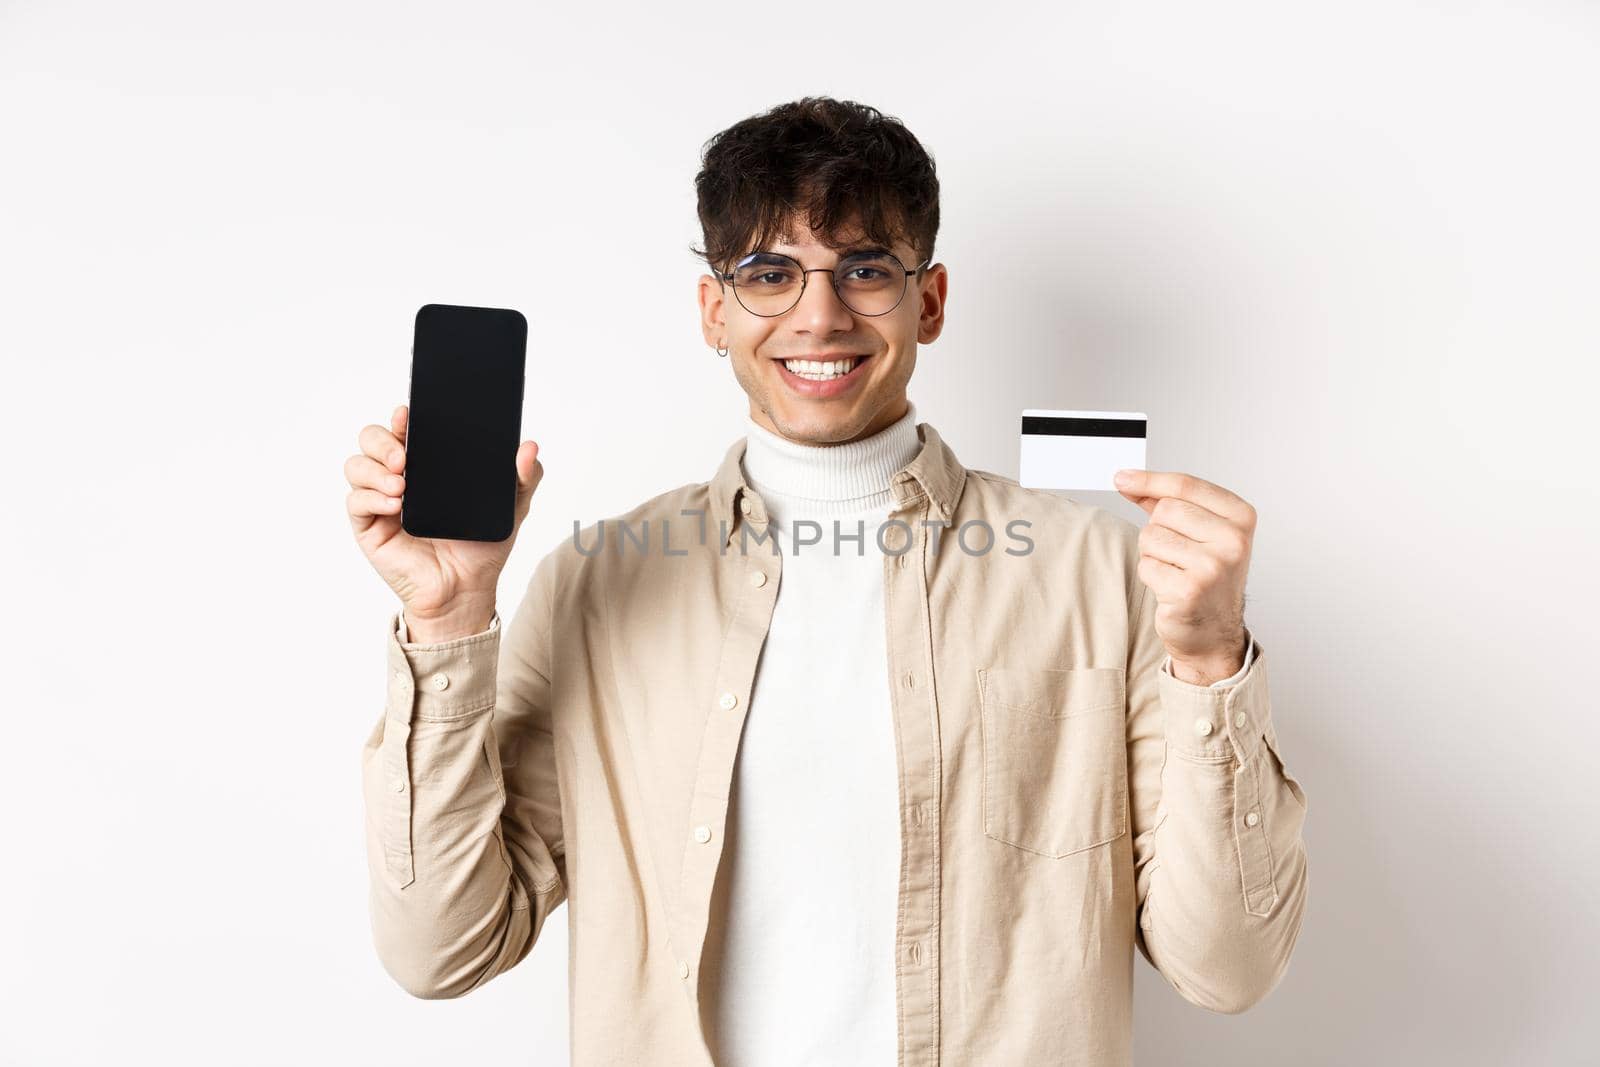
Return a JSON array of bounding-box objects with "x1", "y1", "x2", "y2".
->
[{"x1": 401, "y1": 303, "x2": 527, "y2": 542}]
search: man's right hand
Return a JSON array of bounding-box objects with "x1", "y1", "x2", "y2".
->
[{"x1": 346, "y1": 403, "x2": 543, "y2": 642}]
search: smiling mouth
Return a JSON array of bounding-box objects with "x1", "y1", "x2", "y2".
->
[{"x1": 776, "y1": 354, "x2": 871, "y2": 381}]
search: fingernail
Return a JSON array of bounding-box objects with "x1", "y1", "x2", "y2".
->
[{"x1": 1114, "y1": 470, "x2": 1136, "y2": 487}]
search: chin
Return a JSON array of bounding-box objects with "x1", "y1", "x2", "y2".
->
[{"x1": 773, "y1": 410, "x2": 868, "y2": 444}]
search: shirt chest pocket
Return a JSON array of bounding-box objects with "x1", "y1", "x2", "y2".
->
[{"x1": 977, "y1": 666, "x2": 1129, "y2": 858}]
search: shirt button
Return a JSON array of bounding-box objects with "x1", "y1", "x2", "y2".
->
[
  {"x1": 393, "y1": 668, "x2": 406, "y2": 681},
  {"x1": 718, "y1": 691, "x2": 738, "y2": 710},
  {"x1": 1245, "y1": 811, "x2": 1260, "y2": 827},
  {"x1": 677, "y1": 960, "x2": 689, "y2": 979},
  {"x1": 1234, "y1": 712, "x2": 1248, "y2": 728},
  {"x1": 739, "y1": 496, "x2": 752, "y2": 514},
  {"x1": 749, "y1": 570, "x2": 766, "y2": 587},
  {"x1": 903, "y1": 671, "x2": 915, "y2": 689},
  {"x1": 693, "y1": 825, "x2": 712, "y2": 843},
  {"x1": 392, "y1": 776, "x2": 405, "y2": 792},
  {"x1": 1194, "y1": 718, "x2": 1214, "y2": 736},
  {"x1": 430, "y1": 673, "x2": 450, "y2": 691}
]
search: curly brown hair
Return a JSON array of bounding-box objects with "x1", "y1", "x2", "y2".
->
[{"x1": 690, "y1": 96, "x2": 940, "y2": 276}]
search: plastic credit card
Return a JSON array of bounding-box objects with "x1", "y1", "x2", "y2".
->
[{"x1": 1019, "y1": 409, "x2": 1147, "y2": 492}]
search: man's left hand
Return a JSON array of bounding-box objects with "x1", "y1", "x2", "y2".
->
[{"x1": 1114, "y1": 468, "x2": 1255, "y2": 684}]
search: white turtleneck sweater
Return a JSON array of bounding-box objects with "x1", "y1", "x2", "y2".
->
[{"x1": 702, "y1": 401, "x2": 922, "y2": 1067}]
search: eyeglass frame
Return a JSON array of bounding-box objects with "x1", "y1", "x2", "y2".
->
[{"x1": 713, "y1": 248, "x2": 933, "y2": 318}]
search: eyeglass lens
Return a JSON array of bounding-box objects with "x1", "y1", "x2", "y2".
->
[{"x1": 730, "y1": 252, "x2": 911, "y2": 316}]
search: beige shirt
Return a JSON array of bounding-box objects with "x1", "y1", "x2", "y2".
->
[{"x1": 361, "y1": 419, "x2": 1310, "y2": 1066}]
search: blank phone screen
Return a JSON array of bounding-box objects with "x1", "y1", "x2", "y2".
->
[{"x1": 401, "y1": 303, "x2": 527, "y2": 542}]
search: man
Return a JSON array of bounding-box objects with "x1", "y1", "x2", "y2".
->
[{"x1": 345, "y1": 96, "x2": 1308, "y2": 1066}]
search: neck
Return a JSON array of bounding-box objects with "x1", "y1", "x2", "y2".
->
[{"x1": 741, "y1": 401, "x2": 922, "y2": 522}]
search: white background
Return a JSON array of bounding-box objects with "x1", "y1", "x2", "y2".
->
[{"x1": 3, "y1": 1, "x2": 1597, "y2": 1064}]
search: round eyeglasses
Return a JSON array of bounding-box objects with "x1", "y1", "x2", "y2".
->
[{"x1": 716, "y1": 249, "x2": 932, "y2": 317}]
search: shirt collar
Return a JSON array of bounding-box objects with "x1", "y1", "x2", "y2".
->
[{"x1": 709, "y1": 414, "x2": 967, "y2": 546}]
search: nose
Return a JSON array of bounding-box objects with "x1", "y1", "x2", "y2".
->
[{"x1": 790, "y1": 268, "x2": 857, "y2": 331}]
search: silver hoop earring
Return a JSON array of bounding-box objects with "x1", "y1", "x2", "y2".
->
[{"x1": 715, "y1": 341, "x2": 729, "y2": 358}]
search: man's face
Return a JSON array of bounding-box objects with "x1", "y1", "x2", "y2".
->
[{"x1": 698, "y1": 215, "x2": 947, "y2": 445}]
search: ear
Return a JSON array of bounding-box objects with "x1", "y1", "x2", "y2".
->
[
  {"x1": 916, "y1": 262, "x2": 948, "y2": 345},
  {"x1": 698, "y1": 272, "x2": 728, "y2": 348}
]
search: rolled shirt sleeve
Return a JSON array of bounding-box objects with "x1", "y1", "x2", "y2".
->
[{"x1": 1126, "y1": 582, "x2": 1310, "y2": 1014}]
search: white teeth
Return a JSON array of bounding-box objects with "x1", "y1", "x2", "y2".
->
[{"x1": 782, "y1": 357, "x2": 860, "y2": 380}]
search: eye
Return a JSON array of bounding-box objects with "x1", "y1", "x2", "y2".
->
[{"x1": 733, "y1": 257, "x2": 800, "y2": 288}]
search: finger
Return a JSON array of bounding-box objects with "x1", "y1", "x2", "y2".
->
[
  {"x1": 347, "y1": 486, "x2": 403, "y2": 533},
  {"x1": 359, "y1": 422, "x2": 406, "y2": 473},
  {"x1": 345, "y1": 452, "x2": 406, "y2": 497},
  {"x1": 1138, "y1": 522, "x2": 1207, "y2": 570},
  {"x1": 1114, "y1": 470, "x2": 1251, "y2": 526},
  {"x1": 1144, "y1": 495, "x2": 1237, "y2": 544},
  {"x1": 1117, "y1": 489, "x2": 1160, "y2": 516},
  {"x1": 1135, "y1": 553, "x2": 1187, "y2": 601},
  {"x1": 516, "y1": 441, "x2": 543, "y2": 496},
  {"x1": 392, "y1": 404, "x2": 408, "y2": 447}
]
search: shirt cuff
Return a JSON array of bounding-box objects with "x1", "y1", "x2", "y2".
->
[
  {"x1": 1158, "y1": 634, "x2": 1271, "y2": 763},
  {"x1": 395, "y1": 608, "x2": 501, "y2": 646},
  {"x1": 387, "y1": 610, "x2": 502, "y2": 721}
]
